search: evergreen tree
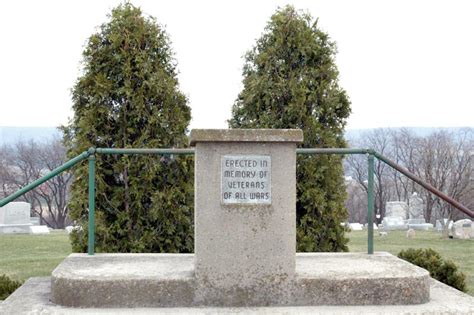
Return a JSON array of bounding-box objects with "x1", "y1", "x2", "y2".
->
[
  {"x1": 64, "y1": 3, "x2": 193, "y2": 253},
  {"x1": 229, "y1": 6, "x2": 351, "y2": 251}
]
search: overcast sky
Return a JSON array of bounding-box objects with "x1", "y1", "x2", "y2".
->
[{"x1": 0, "y1": 0, "x2": 473, "y2": 130}]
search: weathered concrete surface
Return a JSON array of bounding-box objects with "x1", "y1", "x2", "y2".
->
[
  {"x1": 52, "y1": 254, "x2": 194, "y2": 307},
  {"x1": 51, "y1": 252, "x2": 430, "y2": 307},
  {"x1": 295, "y1": 252, "x2": 430, "y2": 305},
  {"x1": 194, "y1": 141, "x2": 298, "y2": 300},
  {"x1": 3, "y1": 276, "x2": 474, "y2": 314},
  {"x1": 189, "y1": 129, "x2": 303, "y2": 145},
  {"x1": 193, "y1": 130, "x2": 302, "y2": 304}
]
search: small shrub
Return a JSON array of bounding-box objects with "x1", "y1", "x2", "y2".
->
[
  {"x1": 0, "y1": 274, "x2": 22, "y2": 300},
  {"x1": 398, "y1": 248, "x2": 466, "y2": 292}
]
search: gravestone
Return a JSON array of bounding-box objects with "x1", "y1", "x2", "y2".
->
[
  {"x1": 385, "y1": 201, "x2": 408, "y2": 219},
  {"x1": 451, "y1": 219, "x2": 474, "y2": 239},
  {"x1": 0, "y1": 202, "x2": 32, "y2": 234},
  {"x1": 381, "y1": 216, "x2": 407, "y2": 230},
  {"x1": 0, "y1": 202, "x2": 49, "y2": 234},
  {"x1": 348, "y1": 223, "x2": 363, "y2": 231},
  {"x1": 382, "y1": 201, "x2": 408, "y2": 230},
  {"x1": 407, "y1": 193, "x2": 433, "y2": 230}
]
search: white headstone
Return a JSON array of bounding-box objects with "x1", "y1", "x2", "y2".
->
[
  {"x1": 0, "y1": 202, "x2": 49, "y2": 235},
  {"x1": 348, "y1": 223, "x2": 363, "y2": 231},
  {"x1": 385, "y1": 201, "x2": 408, "y2": 219},
  {"x1": 0, "y1": 202, "x2": 31, "y2": 225},
  {"x1": 381, "y1": 216, "x2": 407, "y2": 231}
]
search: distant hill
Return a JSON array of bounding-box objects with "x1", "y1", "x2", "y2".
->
[
  {"x1": 345, "y1": 127, "x2": 473, "y2": 141},
  {"x1": 0, "y1": 127, "x2": 61, "y2": 145},
  {"x1": 1, "y1": 126, "x2": 471, "y2": 146}
]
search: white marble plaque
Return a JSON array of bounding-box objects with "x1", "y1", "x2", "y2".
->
[{"x1": 221, "y1": 155, "x2": 271, "y2": 204}]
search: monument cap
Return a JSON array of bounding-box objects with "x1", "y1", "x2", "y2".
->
[{"x1": 189, "y1": 129, "x2": 303, "y2": 146}]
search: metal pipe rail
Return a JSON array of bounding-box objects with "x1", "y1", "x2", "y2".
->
[
  {"x1": 374, "y1": 152, "x2": 474, "y2": 218},
  {"x1": 1, "y1": 146, "x2": 472, "y2": 257},
  {"x1": 0, "y1": 151, "x2": 90, "y2": 207},
  {"x1": 95, "y1": 148, "x2": 195, "y2": 155}
]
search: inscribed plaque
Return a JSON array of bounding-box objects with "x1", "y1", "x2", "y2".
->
[{"x1": 221, "y1": 155, "x2": 271, "y2": 204}]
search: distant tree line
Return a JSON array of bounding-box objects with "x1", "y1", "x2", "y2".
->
[
  {"x1": 345, "y1": 128, "x2": 473, "y2": 225},
  {"x1": 0, "y1": 137, "x2": 72, "y2": 228}
]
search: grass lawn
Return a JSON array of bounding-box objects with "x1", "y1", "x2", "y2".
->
[
  {"x1": 0, "y1": 229, "x2": 472, "y2": 297},
  {"x1": 0, "y1": 230, "x2": 71, "y2": 282},
  {"x1": 347, "y1": 229, "x2": 474, "y2": 296}
]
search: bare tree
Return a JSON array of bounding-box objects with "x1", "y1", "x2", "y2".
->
[
  {"x1": 345, "y1": 129, "x2": 393, "y2": 223},
  {"x1": 390, "y1": 128, "x2": 419, "y2": 202},
  {"x1": 345, "y1": 179, "x2": 368, "y2": 224},
  {"x1": 424, "y1": 130, "x2": 473, "y2": 223},
  {"x1": 345, "y1": 128, "x2": 473, "y2": 232},
  {"x1": 0, "y1": 137, "x2": 72, "y2": 228}
]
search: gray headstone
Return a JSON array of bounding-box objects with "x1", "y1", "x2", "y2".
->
[
  {"x1": 0, "y1": 202, "x2": 31, "y2": 225},
  {"x1": 452, "y1": 219, "x2": 473, "y2": 239}
]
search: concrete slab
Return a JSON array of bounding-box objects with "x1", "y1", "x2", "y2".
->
[
  {"x1": 51, "y1": 252, "x2": 430, "y2": 307},
  {"x1": 2, "y1": 276, "x2": 474, "y2": 314}
]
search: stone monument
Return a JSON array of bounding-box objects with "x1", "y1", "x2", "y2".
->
[
  {"x1": 407, "y1": 193, "x2": 433, "y2": 230},
  {"x1": 192, "y1": 129, "x2": 299, "y2": 304},
  {"x1": 48, "y1": 129, "x2": 430, "y2": 308},
  {"x1": 0, "y1": 201, "x2": 31, "y2": 232},
  {"x1": 382, "y1": 201, "x2": 408, "y2": 230},
  {"x1": 385, "y1": 201, "x2": 408, "y2": 218},
  {"x1": 0, "y1": 201, "x2": 49, "y2": 234},
  {"x1": 451, "y1": 219, "x2": 474, "y2": 239}
]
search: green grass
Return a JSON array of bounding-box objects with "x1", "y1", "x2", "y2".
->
[
  {"x1": 348, "y1": 230, "x2": 474, "y2": 296},
  {"x1": 0, "y1": 230, "x2": 472, "y2": 296},
  {"x1": 0, "y1": 230, "x2": 71, "y2": 282}
]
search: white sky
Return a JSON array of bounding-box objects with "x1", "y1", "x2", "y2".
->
[{"x1": 0, "y1": 0, "x2": 473, "y2": 130}]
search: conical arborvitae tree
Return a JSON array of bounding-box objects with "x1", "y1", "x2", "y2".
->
[
  {"x1": 229, "y1": 6, "x2": 351, "y2": 251},
  {"x1": 63, "y1": 3, "x2": 193, "y2": 253}
]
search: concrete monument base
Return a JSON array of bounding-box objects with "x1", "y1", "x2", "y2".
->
[
  {"x1": 4, "y1": 276, "x2": 474, "y2": 315},
  {"x1": 50, "y1": 252, "x2": 430, "y2": 308}
]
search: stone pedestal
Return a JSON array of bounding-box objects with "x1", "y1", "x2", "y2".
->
[
  {"x1": 49, "y1": 128, "x2": 432, "y2": 308},
  {"x1": 191, "y1": 129, "x2": 302, "y2": 304}
]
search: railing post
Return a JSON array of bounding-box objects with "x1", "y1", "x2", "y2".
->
[
  {"x1": 88, "y1": 149, "x2": 96, "y2": 256},
  {"x1": 367, "y1": 152, "x2": 375, "y2": 254}
]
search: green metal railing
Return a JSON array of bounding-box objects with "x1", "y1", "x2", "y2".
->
[{"x1": 1, "y1": 147, "x2": 472, "y2": 256}]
